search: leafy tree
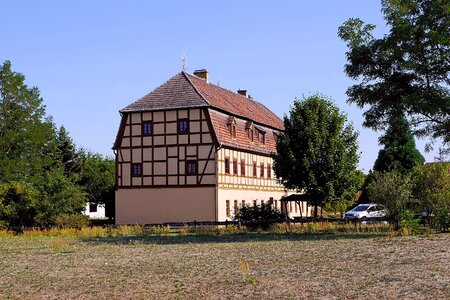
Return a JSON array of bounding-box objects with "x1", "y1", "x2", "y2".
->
[
  {"x1": 373, "y1": 113, "x2": 425, "y2": 173},
  {"x1": 411, "y1": 162, "x2": 450, "y2": 231},
  {"x1": 367, "y1": 171, "x2": 414, "y2": 230},
  {"x1": 78, "y1": 150, "x2": 115, "y2": 219},
  {"x1": 0, "y1": 181, "x2": 39, "y2": 227},
  {"x1": 273, "y1": 94, "x2": 360, "y2": 218},
  {"x1": 326, "y1": 169, "x2": 366, "y2": 217},
  {"x1": 338, "y1": 0, "x2": 450, "y2": 149},
  {"x1": 0, "y1": 61, "x2": 57, "y2": 182},
  {"x1": 34, "y1": 169, "x2": 86, "y2": 226},
  {"x1": 56, "y1": 126, "x2": 81, "y2": 177}
]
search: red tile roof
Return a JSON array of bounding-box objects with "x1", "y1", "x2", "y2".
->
[
  {"x1": 120, "y1": 71, "x2": 284, "y2": 154},
  {"x1": 209, "y1": 109, "x2": 280, "y2": 155},
  {"x1": 185, "y1": 73, "x2": 284, "y2": 130},
  {"x1": 121, "y1": 73, "x2": 208, "y2": 112}
]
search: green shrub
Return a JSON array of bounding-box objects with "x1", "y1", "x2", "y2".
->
[
  {"x1": 234, "y1": 203, "x2": 285, "y2": 230},
  {"x1": 367, "y1": 171, "x2": 414, "y2": 230},
  {"x1": 54, "y1": 214, "x2": 89, "y2": 228}
]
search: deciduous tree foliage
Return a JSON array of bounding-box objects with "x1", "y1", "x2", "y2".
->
[
  {"x1": 338, "y1": 0, "x2": 450, "y2": 148},
  {"x1": 0, "y1": 61, "x2": 90, "y2": 227},
  {"x1": 411, "y1": 162, "x2": 450, "y2": 230},
  {"x1": 78, "y1": 150, "x2": 115, "y2": 218},
  {"x1": 0, "y1": 60, "x2": 56, "y2": 182},
  {"x1": 273, "y1": 95, "x2": 360, "y2": 217},
  {"x1": 373, "y1": 113, "x2": 425, "y2": 173},
  {"x1": 367, "y1": 171, "x2": 414, "y2": 230}
]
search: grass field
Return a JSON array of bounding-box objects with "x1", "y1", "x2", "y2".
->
[{"x1": 0, "y1": 228, "x2": 448, "y2": 299}]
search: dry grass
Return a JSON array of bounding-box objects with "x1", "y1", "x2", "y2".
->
[{"x1": 0, "y1": 229, "x2": 448, "y2": 299}]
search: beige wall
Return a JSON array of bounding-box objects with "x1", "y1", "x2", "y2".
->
[
  {"x1": 217, "y1": 188, "x2": 311, "y2": 221},
  {"x1": 116, "y1": 187, "x2": 216, "y2": 224}
]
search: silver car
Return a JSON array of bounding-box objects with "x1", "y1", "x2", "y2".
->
[{"x1": 345, "y1": 204, "x2": 387, "y2": 220}]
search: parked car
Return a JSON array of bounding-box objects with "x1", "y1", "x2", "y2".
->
[
  {"x1": 344, "y1": 204, "x2": 387, "y2": 220},
  {"x1": 413, "y1": 209, "x2": 434, "y2": 224}
]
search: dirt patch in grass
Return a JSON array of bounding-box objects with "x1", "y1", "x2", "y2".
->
[{"x1": 0, "y1": 233, "x2": 448, "y2": 299}]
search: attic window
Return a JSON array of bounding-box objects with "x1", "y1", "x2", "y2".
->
[
  {"x1": 227, "y1": 117, "x2": 237, "y2": 138},
  {"x1": 260, "y1": 132, "x2": 265, "y2": 144},
  {"x1": 273, "y1": 132, "x2": 279, "y2": 144}
]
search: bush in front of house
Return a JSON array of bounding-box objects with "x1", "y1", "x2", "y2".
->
[{"x1": 234, "y1": 202, "x2": 286, "y2": 230}]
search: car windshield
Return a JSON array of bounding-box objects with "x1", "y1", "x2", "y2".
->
[{"x1": 352, "y1": 205, "x2": 370, "y2": 212}]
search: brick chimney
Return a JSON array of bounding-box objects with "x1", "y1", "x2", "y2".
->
[
  {"x1": 193, "y1": 69, "x2": 208, "y2": 83},
  {"x1": 237, "y1": 89, "x2": 248, "y2": 97}
]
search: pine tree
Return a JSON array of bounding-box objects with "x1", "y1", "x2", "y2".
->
[
  {"x1": 56, "y1": 126, "x2": 81, "y2": 177},
  {"x1": 373, "y1": 113, "x2": 425, "y2": 173}
]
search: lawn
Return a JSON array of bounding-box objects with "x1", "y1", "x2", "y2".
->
[{"x1": 0, "y1": 229, "x2": 448, "y2": 299}]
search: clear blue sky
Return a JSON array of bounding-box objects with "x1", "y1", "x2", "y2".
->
[{"x1": 0, "y1": 0, "x2": 440, "y2": 172}]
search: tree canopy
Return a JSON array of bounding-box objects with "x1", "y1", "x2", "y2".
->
[
  {"x1": 0, "y1": 60, "x2": 56, "y2": 182},
  {"x1": 273, "y1": 94, "x2": 360, "y2": 217},
  {"x1": 373, "y1": 113, "x2": 425, "y2": 173},
  {"x1": 338, "y1": 0, "x2": 450, "y2": 149},
  {"x1": 0, "y1": 60, "x2": 116, "y2": 227}
]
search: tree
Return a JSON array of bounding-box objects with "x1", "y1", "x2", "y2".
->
[
  {"x1": 78, "y1": 150, "x2": 115, "y2": 219},
  {"x1": 273, "y1": 94, "x2": 360, "y2": 218},
  {"x1": 367, "y1": 171, "x2": 414, "y2": 230},
  {"x1": 326, "y1": 169, "x2": 366, "y2": 218},
  {"x1": 338, "y1": 0, "x2": 450, "y2": 149},
  {"x1": 56, "y1": 126, "x2": 81, "y2": 177},
  {"x1": 373, "y1": 113, "x2": 425, "y2": 173},
  {"x1": 411, "y1": 162, "x2": 450, "y2": 230},
  {"x1": 0, "y1": 61, "x2": 57, "y2": 182}
]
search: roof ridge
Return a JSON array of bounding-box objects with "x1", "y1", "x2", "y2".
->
[{"x1": 185, "y1": 72, "x2": 269, "y2": 108}]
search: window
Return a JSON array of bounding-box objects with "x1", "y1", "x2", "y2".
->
[
  {"x1": 261, "y1": 200, "x2": 265, "y2": 205},
  {"x1": 228, "y1": 124, "x2": 236, "y2": 138},
  {"x1": 186, "y1": 160, "x2": 197, "y2": 175},
  {"x1": 253, "y1": 200, "x2": 257, "y2": 206},
  {"x1": 269, "y1": 197, "x2": 274, "y2": 205},
  {"x1": 241, "y1": 159, "x2": 246, "y2": 176},
  {"x1": 275, "y1": 200, "x2": 278, "y2": 210},
  {"x1": 242, "y1": 200, "x2": 245, "y2": 207},
  {"x1": 225, "y1": 158, "x2": 230, "y2": 174},
  {"x1": 260, "y1": 132, "x2": 265, "y2": 144},
  {"x1": 253, "y1": 161, "x2": 257, "y2": 177},
  {"x1": 89, "y1": 203, "x2": 97, "y2": 213},
  {"x1": 131, "y1": 163, "x2": 142, "y2": 177},
  {"x1": 267, "y1": 164, "x2": 271, "y2": 178},
  {"x1": 273, "y1": 132, "x2": 279, "y2": 144},
  {"x1": 260, "y1": 162, "x2": 264, "y2": 178},
  {"x1": 233, "y1": 159, "x2": 238, "y2": 175},
  {"x1": 250, "y1": 129, "x2": 254, "y2": 141},
  {"x1": 178, "y1": 118, "x2": 189, "y2": 134},
  {"x1": 234, "y1": 200, "x2": 238, "y2": 215},
  {"x1": 290, "y1": 202, "x2": 293, "y2": 213},
  {"x1": 142, "y1": 121, "x2": 153, "y2": 136},
  {"x1": 226, "y1": 200, "x2": 230, "y2": 217}
]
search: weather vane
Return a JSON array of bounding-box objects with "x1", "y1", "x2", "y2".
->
[{"x1": 181, "y1": 51, "x2": 187, "y2": 71}]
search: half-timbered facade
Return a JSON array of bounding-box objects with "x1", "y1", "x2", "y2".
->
[{"x1": 114, "y1": 69, "x2": 311, "y2": 224}]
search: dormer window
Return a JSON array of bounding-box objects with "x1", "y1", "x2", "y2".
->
[
  {"x1": 273, "y1": 132, "x2": 279, "y2": 144},
  {"x1": 246, "y1": 121, "x2": 255, "y2": 141},
  {"x1": 227, "y1": 116, "x2": 237, "y2": 138},
  {"x1": 260, "y1": 132, "x2": 265, "y2": 144}
]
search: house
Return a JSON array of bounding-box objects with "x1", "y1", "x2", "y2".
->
[
  {"x1": 113, "y1": 69, "x2": 311, "y2": 224},
  {"x1": 83, "y1": 202, "x2": 106, "y2": 219}
]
